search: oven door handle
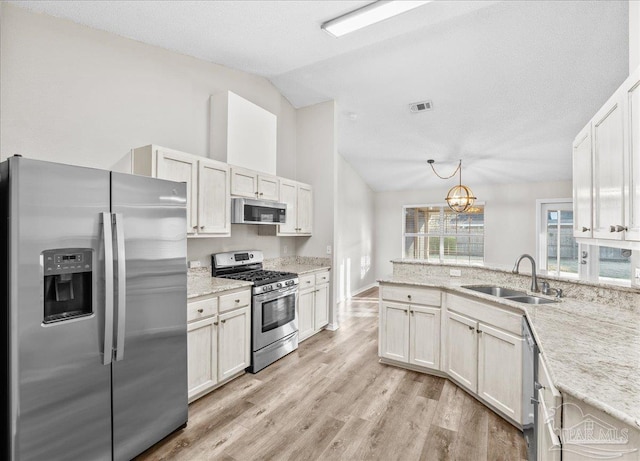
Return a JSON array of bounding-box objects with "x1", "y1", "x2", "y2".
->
[{"x1": 254, "y1": 286, "x2": 298, "y2": 303}]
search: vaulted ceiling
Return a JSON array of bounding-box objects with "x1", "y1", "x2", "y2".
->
[{"x1": 10, "y1": 0, "x2": 629, "y2": 190}]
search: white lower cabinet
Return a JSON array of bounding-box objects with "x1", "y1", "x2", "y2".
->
[
  {"x1": 379, "y1": 286, "x2": 441, "y2": 371},
  {"x1": 380, "y1": 284, "x2": 525, "y2": 426},
  {"x1": 297, "y1": 271, "x2": 330, "y2": 342},
  {"x1": 477, "y1": 322, "x2": 522, "y2": 422},
  {"x1": 187, "y1": 287, "x2": 251, "y2": 402},
  {"x1": 445, "y1": 311, "x2": 478, "y2": 392}
]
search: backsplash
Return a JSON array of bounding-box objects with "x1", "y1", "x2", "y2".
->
[
  {"x1": 392, "y1": 260, "x2": 640, "y2": 311},
  {"x1": 264, "y1": 256, "x2": 332, "y2": 268}
]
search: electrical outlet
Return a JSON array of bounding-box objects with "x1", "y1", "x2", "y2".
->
[
  {"x1": 189, "y1": 260, "x2": 202, "y2": 269},
  {"x1": 283, "y1": 245, "x2": 288, "y2": 255},
  {"x1": 635, "y1": 267, "x2": 640, "y2": 279},
  {"x1": 326, "y1": 245, "x2": 332, "y2": 255},
  {"x1": 450, "y1": 269, "x2": 462, "y2": 277}
]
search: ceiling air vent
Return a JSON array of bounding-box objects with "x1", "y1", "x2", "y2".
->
[{"x1": 409, "y1": 100, "x2": 432, "y2": 113}]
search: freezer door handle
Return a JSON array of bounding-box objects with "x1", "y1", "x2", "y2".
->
[
  {"x1": 114, "y1": 213, "x2": 127, "y2": 361},
  {"x1": 102, "y1": 212, "x2": 114, "y2": 365}
]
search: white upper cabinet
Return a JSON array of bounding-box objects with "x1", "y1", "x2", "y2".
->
[
  {"x1": 572, "y1": 124, "x2": 593, "y2": 238},
  {"x1": 230, "y1": 166, "x2": 279, "y2": 201},
  {"x1": 624, "y1": 67, "x2": 640, "y2": 241},
  {"x1": 277, "y1": 179, "x2": 313, "y2": 236},
  {"x1": 572, "y1": 65, "x2": 640, "y2": 244},
  {"x1": 121, "y1": 145, "x2": 231, "y2": 237},
  {"x1": 198, "y1": 159, "x2": 231, "y2": 236},
  {"x1": 153, "y1": 148, "x2": 198, "y2": 234},
  {"x1": 592, "y1": 91, "x2": 625, "y2": 240}
]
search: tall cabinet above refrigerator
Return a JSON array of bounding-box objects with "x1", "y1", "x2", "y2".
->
[{"x1": 0, "y1": 156, "x2": 188, "y2": 461}]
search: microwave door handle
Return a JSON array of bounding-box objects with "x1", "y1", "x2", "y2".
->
[
  {"x1": 114, "y1": 213, "x2": 126, "y2": 361},
  {"x1": 102, "y1": 212, "x2": 114, "y2": 366}
]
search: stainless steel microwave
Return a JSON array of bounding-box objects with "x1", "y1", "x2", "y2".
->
[{"x1": 231, "y1": 198, "x2": 287, "y2": 224}]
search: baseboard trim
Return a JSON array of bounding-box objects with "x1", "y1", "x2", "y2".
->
[
  {"x1": 351, "y1": 282, "x2": 378, "y2": 297},
  {"x1": 325, "y1": 323, "x2": 339, "y2": 331}
]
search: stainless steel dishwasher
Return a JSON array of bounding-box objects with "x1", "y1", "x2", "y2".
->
[{"x1": 522, "y1": 317, "x2": 538, "y2": 461}]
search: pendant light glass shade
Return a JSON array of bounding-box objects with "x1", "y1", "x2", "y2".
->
[{"x1": 445, "y1": 184, "x2": 476, "y2": 213}]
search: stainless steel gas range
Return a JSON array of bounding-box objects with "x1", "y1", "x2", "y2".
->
[{"x1": 211, "y1": 251, "x2": 298, "y2": 373}]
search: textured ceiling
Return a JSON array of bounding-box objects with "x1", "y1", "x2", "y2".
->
[{"x1": 9, "y1": 0, "x2": 629, "y2": 191}]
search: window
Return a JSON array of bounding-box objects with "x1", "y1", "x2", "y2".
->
[
  {"x1": 537, "y1": 199, "x2": 633, "y2": 284},
  {"x1": 403, "y1": 204, "x2": 484, "y2": 264}
]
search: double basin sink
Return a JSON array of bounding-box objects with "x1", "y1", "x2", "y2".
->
[{"x1": 462, "y1": 285, "x2": 558, "y2": 304}]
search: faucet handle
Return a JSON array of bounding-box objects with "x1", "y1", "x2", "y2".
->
[{"x1": 540, "y1": 281, "x2": 549, "y2": 294}]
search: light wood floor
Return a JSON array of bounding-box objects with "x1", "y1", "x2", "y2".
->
[{"x1": 137, "y1": 287, "x2": 527, "y2": 461}]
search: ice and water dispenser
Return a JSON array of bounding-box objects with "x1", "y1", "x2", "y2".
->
[{"x1": 42, "y1": 248, "x2": 93, "y2": 324}]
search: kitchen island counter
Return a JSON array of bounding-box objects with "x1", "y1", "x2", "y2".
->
[{"x1": 379, "y1": 269, "x2": 640, "y2": 431}]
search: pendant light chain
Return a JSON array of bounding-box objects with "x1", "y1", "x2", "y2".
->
[
  {"x1": 428, "y1": 159, "x2": 461, "y2": 180},
  {"x1": 426, "y1": 159, "x2": 476, "y2": 213}
]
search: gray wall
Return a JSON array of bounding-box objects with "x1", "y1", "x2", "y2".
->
[
  {"x1": 335, "y1": 154, "x2": 376, "y2": 302},
  {"x1": 375, "y1": 180, "x2": 573, "y2": 278},
  {"x1": 0, "y1": 4, "x2": 300, "y2": 262}
]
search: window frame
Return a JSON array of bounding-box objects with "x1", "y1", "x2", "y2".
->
[
  {"x1": 402, "y1": 202, "x2": 486, "y2": 265},
  {"x1": 536, "y1": 199, "x2": 579, "y2": 279}
]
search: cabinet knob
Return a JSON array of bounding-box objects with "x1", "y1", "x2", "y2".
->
[
  {"x1": 200, "y1": 226, "x2": 204, "y2": 229},
  {"x1": 407, "y1": 294, "x2": 412, "y2": 300},
  {"x1": 235, "y1": 299, "x2": 240, "y2": 303},
  {"x1": 610, "y1": 225, "x2": 616, "y2": 233},
  {"x1": 468, "y1": 325, "x2": 474, "y2": 331},
  {"x1": 192, "y1": 225, "x2": 198, "y2": 230},
  {"x1": 259, "y1": 192, "x2": 264, "y2": 196},
  {"x1": 581, "y1": 227, "x2": 590, "y2": 232},
  {"x1": 615, "y1": 225, "x2": 627, "y2": 232},
  {"x1": 221, "y1": 319, "x2": 226, "y2": 324},
  {"x1": 477, "y1": 329, "x2": 482, "y2": 334},
  {"x1": 214, "y1": 321, "x2": 219, "y2": 326},
  {"x1": 197, "y1": 308, "x2": 204, "y2": 313},
  {"x1": 410, "y1": 311, "x2": 414, "y2": 316},
  {"x1": 404, "y1": 309, "x2": 408, "y2": 314}
]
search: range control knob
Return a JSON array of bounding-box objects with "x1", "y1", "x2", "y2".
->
[
  {"x1": 250, "y1": 253, "x2": 254, "y2": 258},
  {"x1": 276, "y1": 282, "x2": 282, "y2": 288}
]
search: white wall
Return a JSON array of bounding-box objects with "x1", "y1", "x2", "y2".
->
[
  {"x1": 335, "y1": 154, "x2": 376, "y2": 302},
  {"x1": 374, "y1": 180, "x2": 572, "y2": 277},
  {"x1": 0, "y1": 5, "x2": 300, "y2": 263},
  {"x1": 631, "y1": 0, "x2": 640, "y2": 72}
]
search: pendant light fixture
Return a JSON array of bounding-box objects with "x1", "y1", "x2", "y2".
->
[{"x1": 427, "y1": 159, "x2": 477, "y2": 213}]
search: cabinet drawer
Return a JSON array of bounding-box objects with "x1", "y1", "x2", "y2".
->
[
  {"x1": 315, "y1": 271, "x2": 330, "y2": 285},
  {"x1": 299, "y1": 274, "x2": 315, "y2": 290},
  {"x1": 381, "y1": 285, "x2": 441, "y2": 307},
  {"x1": 188, "y1": 297, "x2": 218, "y2": 322},
  {"x1": 219, "y1": 289, "x2": 251, "y2": 313},
  {"x1": 447, "y1": 294, "x2": 522, "y2": 335},
  {"x1": 538, "y1": 354, "x2": 561, "y2": 425}
]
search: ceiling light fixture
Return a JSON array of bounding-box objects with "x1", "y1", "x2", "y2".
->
[
  {"x1": 321, "y1": 1, "x2": 432, "y2": 38},
  {"x1": 427, "y1": 159, "x2": 477, "y2": 213}
]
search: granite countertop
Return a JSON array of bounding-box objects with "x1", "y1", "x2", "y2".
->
[
  {"x1": 188, "y1": 268, "x2": 253, "y2": 299},
  {"x1": 378, "y1": 274, "x2": 640, "y2": 430}
]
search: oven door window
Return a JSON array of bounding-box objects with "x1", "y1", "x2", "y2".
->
[{"x1": 262, "y1": 293, "x2": 295, "y2": 332}]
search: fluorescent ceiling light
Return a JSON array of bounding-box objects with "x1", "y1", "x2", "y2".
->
[{"x1": 321, "y1": 1, "x2": 432, "y2": 38}]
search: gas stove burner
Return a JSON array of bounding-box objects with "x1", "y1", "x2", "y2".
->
[{"x1": 221, "y1": 269, "x2": 297, "y2": 286}]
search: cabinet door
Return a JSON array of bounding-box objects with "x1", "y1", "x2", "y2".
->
[
  {"x1": 230, "y1": 167, "x2": 257, "y2": 198},
  {"x1": 298, "y1": 289, "x2": 315, "y2": 342},
  {"x1": 187, "y1": 316, "x2": 217, "y2": 400},
  {"x1": 157, "y1": 148, "x2": 198, "y2": 234},
  {"x1": 625, "y1": 68, "x2": 640, "y2": 241},
  {"x1": 409, "y1": 306, "x2": 440, "y2": 370},
  {"x1": 445, "y1": 311, "x2": 477, "y2": 392},
  {"x1": 198, "y1": 159, "x2": 230, "y2": 235},
  {"x1": 380, "y1": 302, "x2": 410, "y2": 363},
  {"x1": 537, "y1": 390, "x2": 561, "y2": 461},
  {"x1": 278, "y1": 179, "x2": 298, "y2": 235},
  {"x1": 477, "y1": 322, "x2": 523, "y2": 423},
  {"x1": 218, "y1": 307, "x2": 250, "y2": 382},
  {"x1": 257, "y1": 174, "x2": 279, "y2": 201},
  {"x1": 572, "y1": 124, "x2": 593, "y2": 238},
  {"x1": 314, "y1": 283, "x2": 329, "y2": 330},
  {"x1": 297, "y1": 184, "x2": 313, "y2": 235},
  {"x1": 592, "y1": 92, "x2": 625, "y2": 240}
]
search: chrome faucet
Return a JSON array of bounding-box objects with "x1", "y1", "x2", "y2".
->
[{"x1": 512, "y1": 254, "x2": 539, "y2": 293}]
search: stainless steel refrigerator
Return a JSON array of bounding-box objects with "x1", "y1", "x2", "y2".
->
[{"x1": 0, "y1": 156, "x2": 188, "y2": 460}]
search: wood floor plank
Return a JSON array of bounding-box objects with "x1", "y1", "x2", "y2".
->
[{"x1": 136, "y1": 288, "x2": 527, "y2": 461}]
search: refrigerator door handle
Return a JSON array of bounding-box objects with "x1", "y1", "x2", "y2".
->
[
  {"x1": 102, "y1": 212, "x2": 114, "y2": 365},
  {"x1": 114, "y1": 213, "x2": 127, "y2": 361}
]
